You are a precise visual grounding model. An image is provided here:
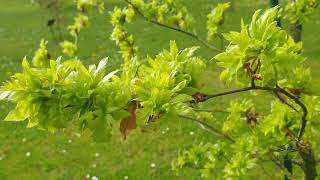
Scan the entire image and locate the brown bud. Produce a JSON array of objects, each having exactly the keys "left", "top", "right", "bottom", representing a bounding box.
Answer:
[
  {"left": 243, "top": 108, "right": 260, "bottom": 125},
  {"left": 192, "top": 92, "right": 206, "bottom": 103}
]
